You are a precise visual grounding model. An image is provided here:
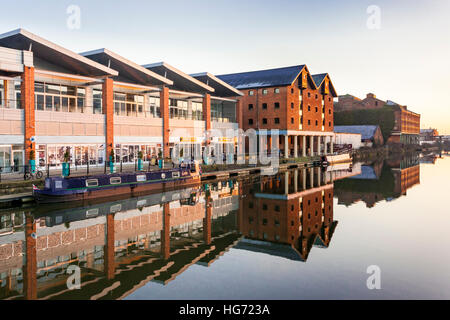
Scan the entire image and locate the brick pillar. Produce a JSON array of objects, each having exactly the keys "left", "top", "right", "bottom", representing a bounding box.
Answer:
[
  {"left": 236, "top": 99, "right": 243, "bottom": 129},
  {"left": 203, "top": 93, "right": 211, "bottom": 132},
  {"left": 22, "top": 67, "right": 35, "bottom": 162},
  {"left": 204, "top": 195, "right": 212, "bottom": 245},
  {"left": 103, "top": 78, "right": 114, "bottom": 158},
  {"left": 3, "top": 80, "right": 8, "bottom": 107},
  {"left": 160, "top": 86, "right": 170, "bottom": 159},
  {"left": 161, "top": 203, "right": 170, "bottom": 260},
  {"left": 24, "top": 213, "right": 37, "bottom": 300},
  {"left": 104, "top": 213, "right": 115, "bottom": 280}
]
